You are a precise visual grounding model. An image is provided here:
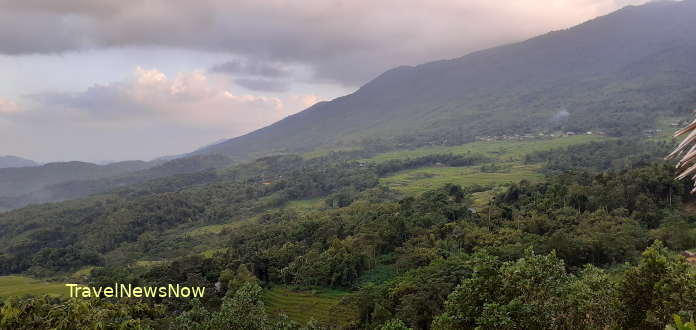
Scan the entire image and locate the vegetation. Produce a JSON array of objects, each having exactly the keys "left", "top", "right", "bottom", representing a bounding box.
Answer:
[
  {"left": 1, "top": 135, "right": 695, "bottom": 329},
  {"left": 262, "top": 287, "right": 355, "bottom": 326},
  {"left": 0, "top": 276, "right": 66, "bottom": 298}
]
